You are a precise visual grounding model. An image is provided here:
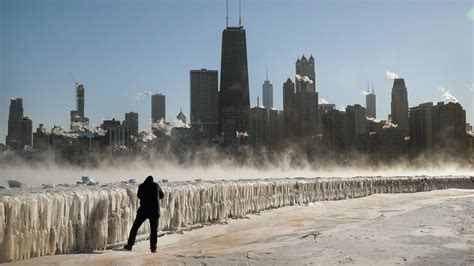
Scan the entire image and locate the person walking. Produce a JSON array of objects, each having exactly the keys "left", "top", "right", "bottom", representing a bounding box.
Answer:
[{"left": 124, "top": 175, "right": 165, "bottom": 253}]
